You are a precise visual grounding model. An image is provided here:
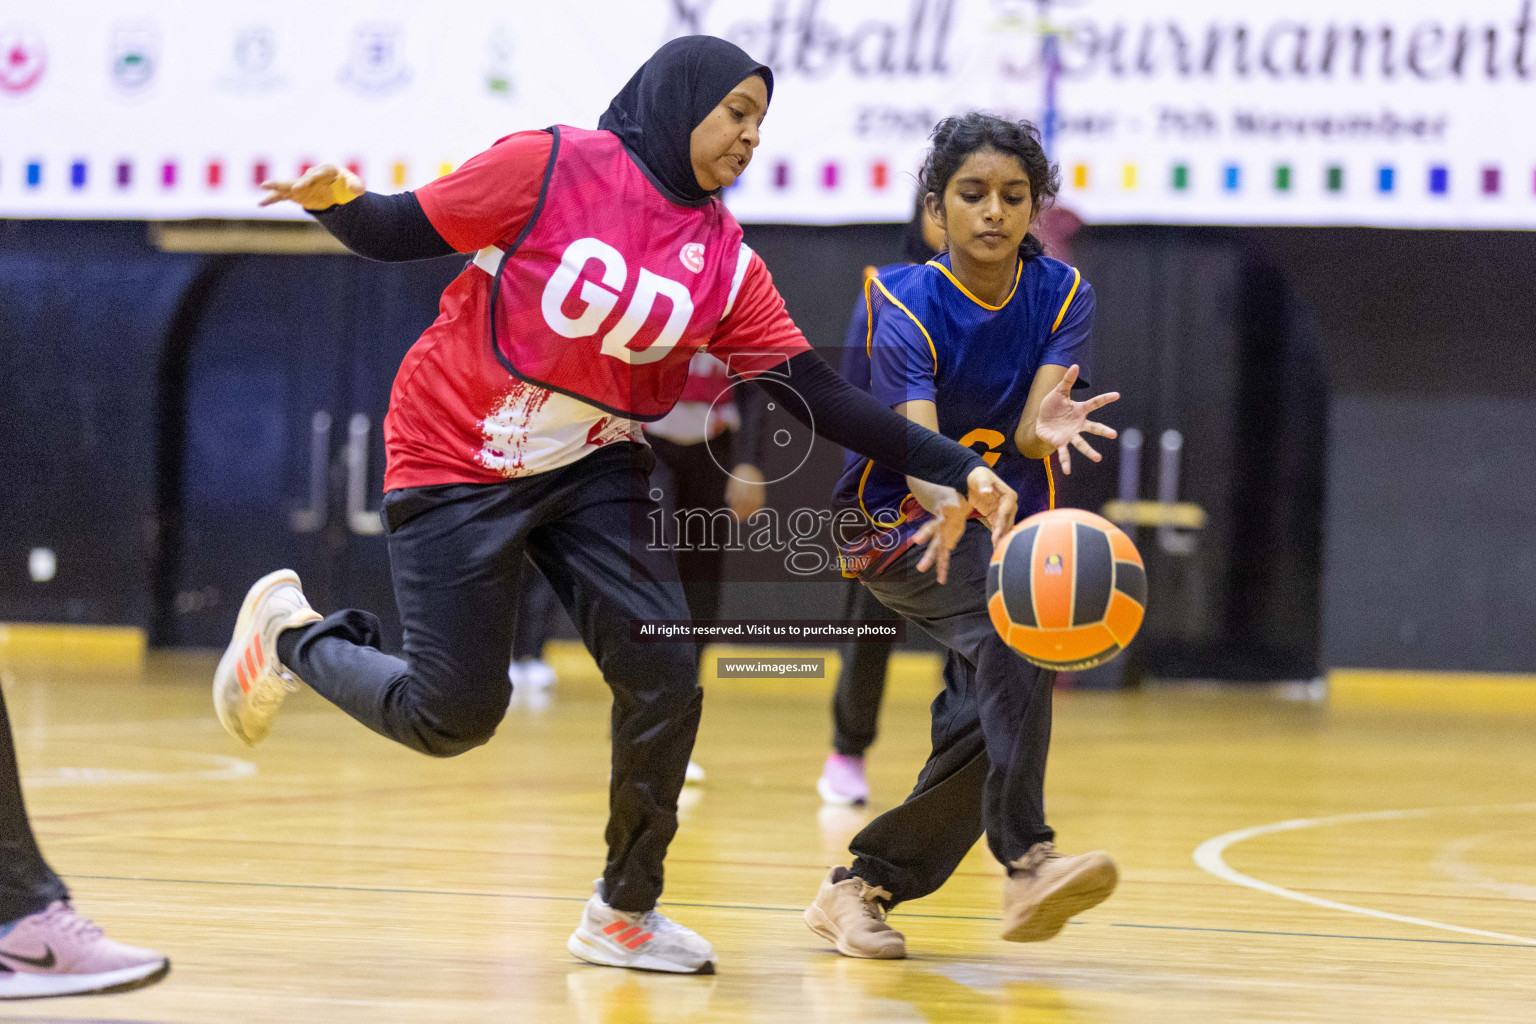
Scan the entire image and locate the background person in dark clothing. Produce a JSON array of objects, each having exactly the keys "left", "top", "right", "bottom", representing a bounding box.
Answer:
[{"left": 819, "top": 194, "right": 946, "bottom": 807}]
